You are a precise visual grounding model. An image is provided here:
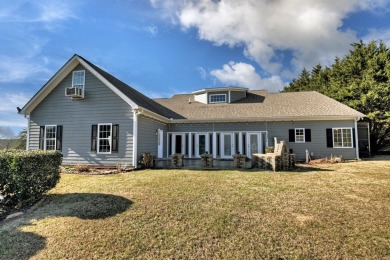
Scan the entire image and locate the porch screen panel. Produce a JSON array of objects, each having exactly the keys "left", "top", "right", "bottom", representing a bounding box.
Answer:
[
  {"left": 249, "top": 134, "right": 259, "bottom": 155},
  {"left": 199, "top": 135, "right": 206, "bottom": 155},
  {"left": 224, "top": 134, "right": 231, "bottom": 156}
]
